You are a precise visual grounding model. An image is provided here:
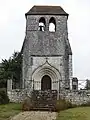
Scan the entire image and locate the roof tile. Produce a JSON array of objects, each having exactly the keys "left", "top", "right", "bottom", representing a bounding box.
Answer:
[{"left": 25, "top": 5, "right": 68, "bottom": 16}]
